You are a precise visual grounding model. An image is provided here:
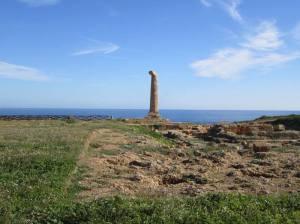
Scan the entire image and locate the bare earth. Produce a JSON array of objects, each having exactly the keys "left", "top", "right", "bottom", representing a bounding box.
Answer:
[{"left": 75, "top": 121, "right": 300, "bottom": 200}]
